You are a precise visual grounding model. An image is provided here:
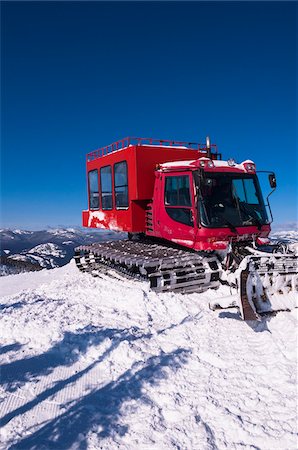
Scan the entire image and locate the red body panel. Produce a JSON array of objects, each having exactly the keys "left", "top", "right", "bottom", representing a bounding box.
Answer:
[
  {"left": 150, "top": 171, "right": 197, "bottom": 246},
  {"left": 84, "top": 144, "right": 199, "bottom": 232},
  {"left": 83, "top": 138, "right": 271, "bottom": 250}
]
